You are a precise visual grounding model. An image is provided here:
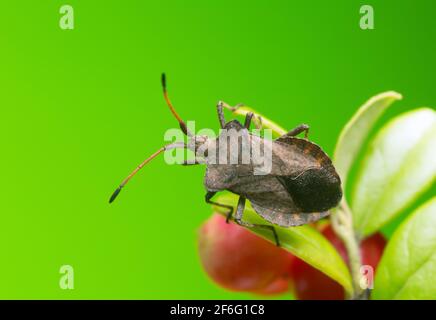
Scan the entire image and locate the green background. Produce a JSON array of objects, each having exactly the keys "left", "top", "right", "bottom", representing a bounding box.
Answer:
[{"left": 1, "top": 0, "right": 435, "bottom": 299}]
